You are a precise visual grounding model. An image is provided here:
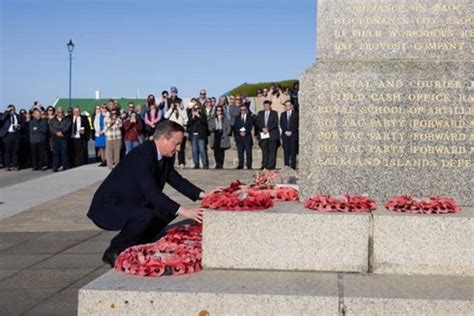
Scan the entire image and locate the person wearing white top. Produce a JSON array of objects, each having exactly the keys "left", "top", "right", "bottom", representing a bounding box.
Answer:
[{"left": 165, "top": 100, "right": 188, "bottom": 168}]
